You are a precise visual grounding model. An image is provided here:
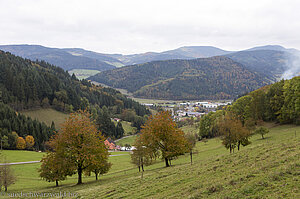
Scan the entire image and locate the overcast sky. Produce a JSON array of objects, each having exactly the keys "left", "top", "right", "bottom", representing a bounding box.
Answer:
[{"left": 0, "top": 0, "right": 299, "bottom": 54}]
